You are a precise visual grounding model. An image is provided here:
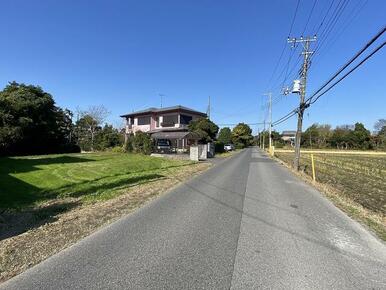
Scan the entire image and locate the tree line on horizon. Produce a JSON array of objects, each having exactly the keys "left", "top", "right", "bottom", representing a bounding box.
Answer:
[
  {"left": 257, "top": 121, "right": 386, "bottom": 150},
  {"left": 2, "top": 82, "right": 384, "bottom": 156}
]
